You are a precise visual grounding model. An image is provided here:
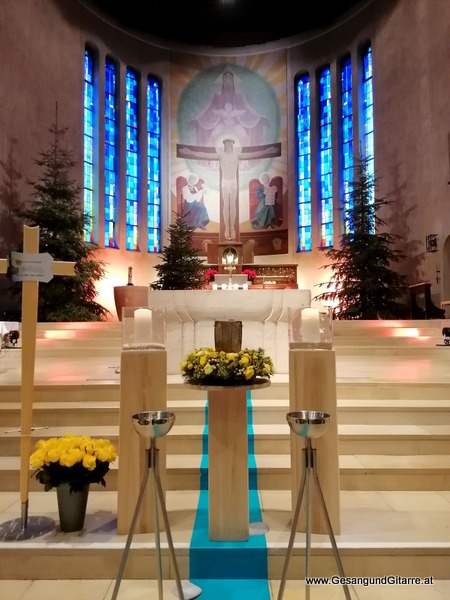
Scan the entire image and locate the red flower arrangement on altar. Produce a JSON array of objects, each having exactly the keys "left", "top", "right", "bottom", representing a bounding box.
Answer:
[
  {"left": 205, "top": 269, "right": 219, "bottom": 283},
  {"left": 242, "top": 269, "right": 257, "bottom": 282}
]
